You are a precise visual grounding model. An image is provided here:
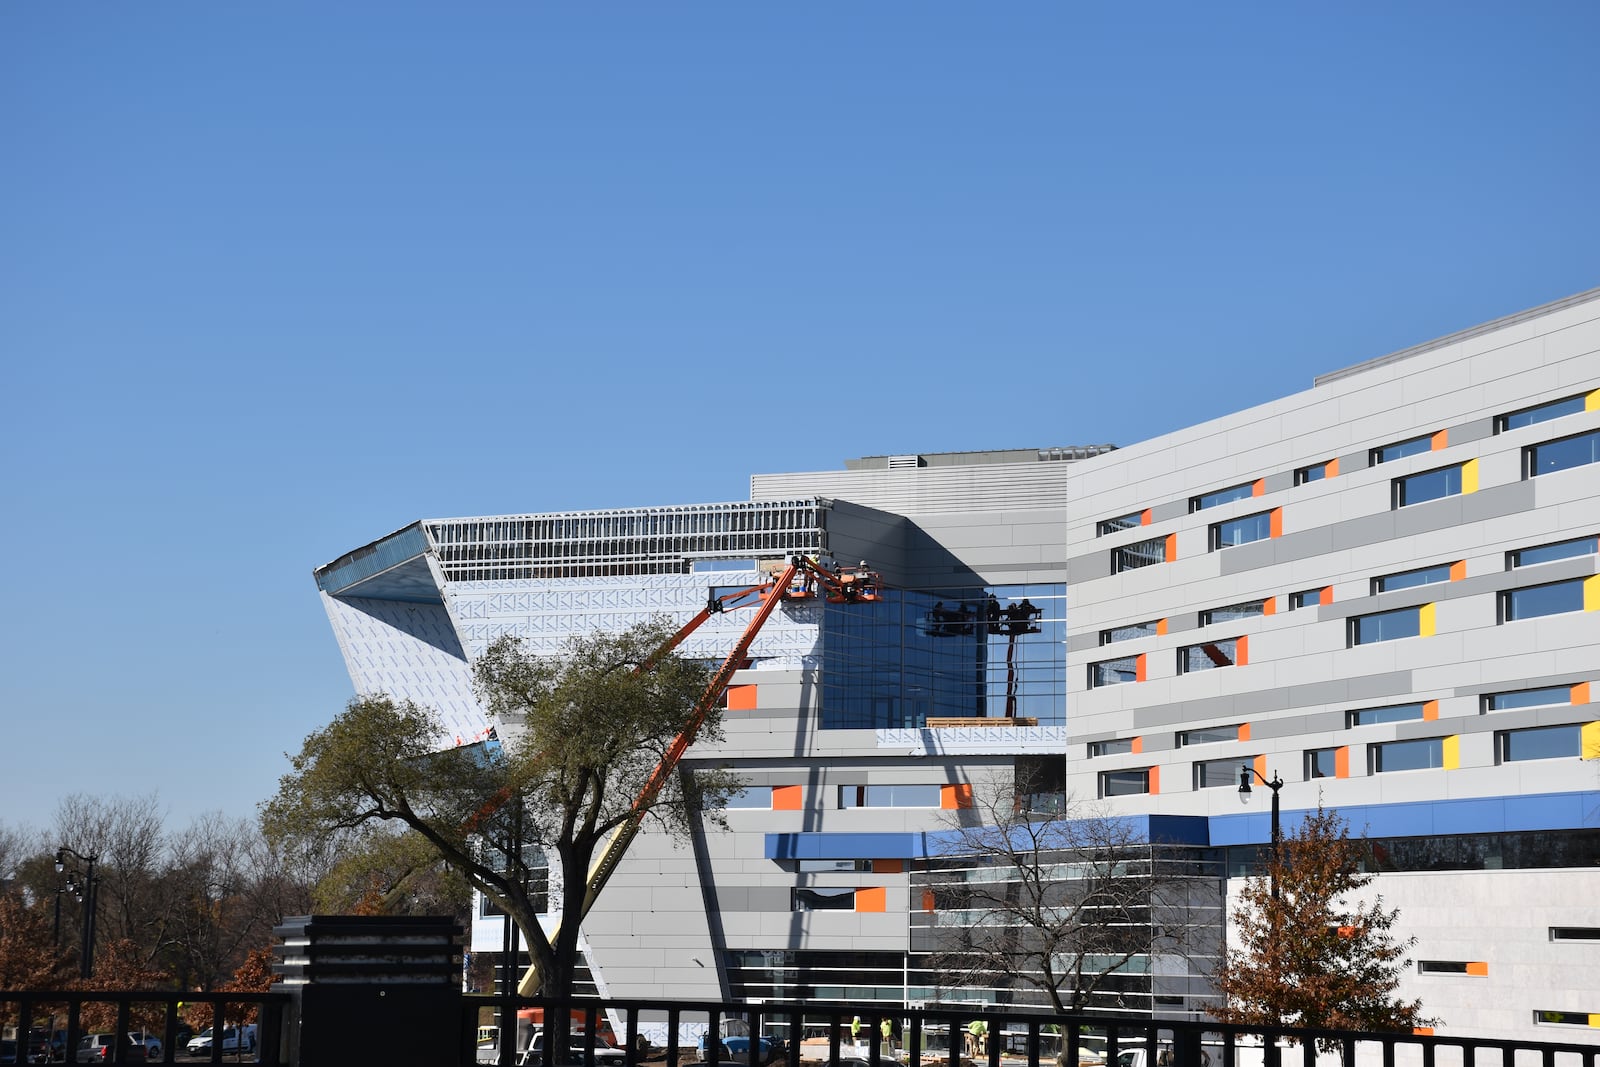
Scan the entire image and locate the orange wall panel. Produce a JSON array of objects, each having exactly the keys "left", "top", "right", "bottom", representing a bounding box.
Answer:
[
  {"left": 1466, "top": 962, "right": 1489, "bottom": 976},
  {"left": 1335, "top": 746, "right": 1350, "bottom": 778},
  {"left": 1140, "top": 508, "right": 1153, "bottom": 526},
  {"left": 1431, "top": 429, "right": 1449, "bottom": 450},
  {"left": 1164, "top": 534, "right": 1177, "bottom": 562},
  {"left": 873, "top": 859, "right": 904, "bottom": 875},
  {"left": 1326, "top": 457, "right": 1340, "bottom": 478},
  {"left": 1148, "top": 766, "right": 1160, "bottom": 795},
  {"left": 1450, "top": 560, "right": 1467, "bottom": 581},
  {"left": 1252, "top": 479, "right": 1266, "bottom": 497},
  {"left": 855, "top": 887, "right": 887, "bottom": 913},
  {"left": 1131, "top": 736, "right": 1144, "bottom": 754},
  {"left": 1319, "top": 586, "right": 1334, "bottom": 606},
  {"left": 1573, "top": 682, "right": 1590, "bottom": 705},
  {"left": 1236, "top": 635, "right": 1249, "bottom": 666},
  {"left": 1423, "top": 700, "right": 1440, "bottom": 721},
  {"left": 1135, "top": 654, "right": 1147, "bottom": 683},
  {"left": 772, "top": 785, "right": 803, "bottom": 811},
  {"left": 1269, "top": 508, "right": 1283, "bottom": 538},
  {"left": 941, "top": 783, "right": 974, "bottom": 809},
  {"left": 1238, "top": 723, "right": 1252, "bottom": 742},
  {"left": 726, "top": 685, "right": 758, "bottom": 711},
  {"left": 1263, "top": 598, "right": 1277, "bottom": 616}
]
